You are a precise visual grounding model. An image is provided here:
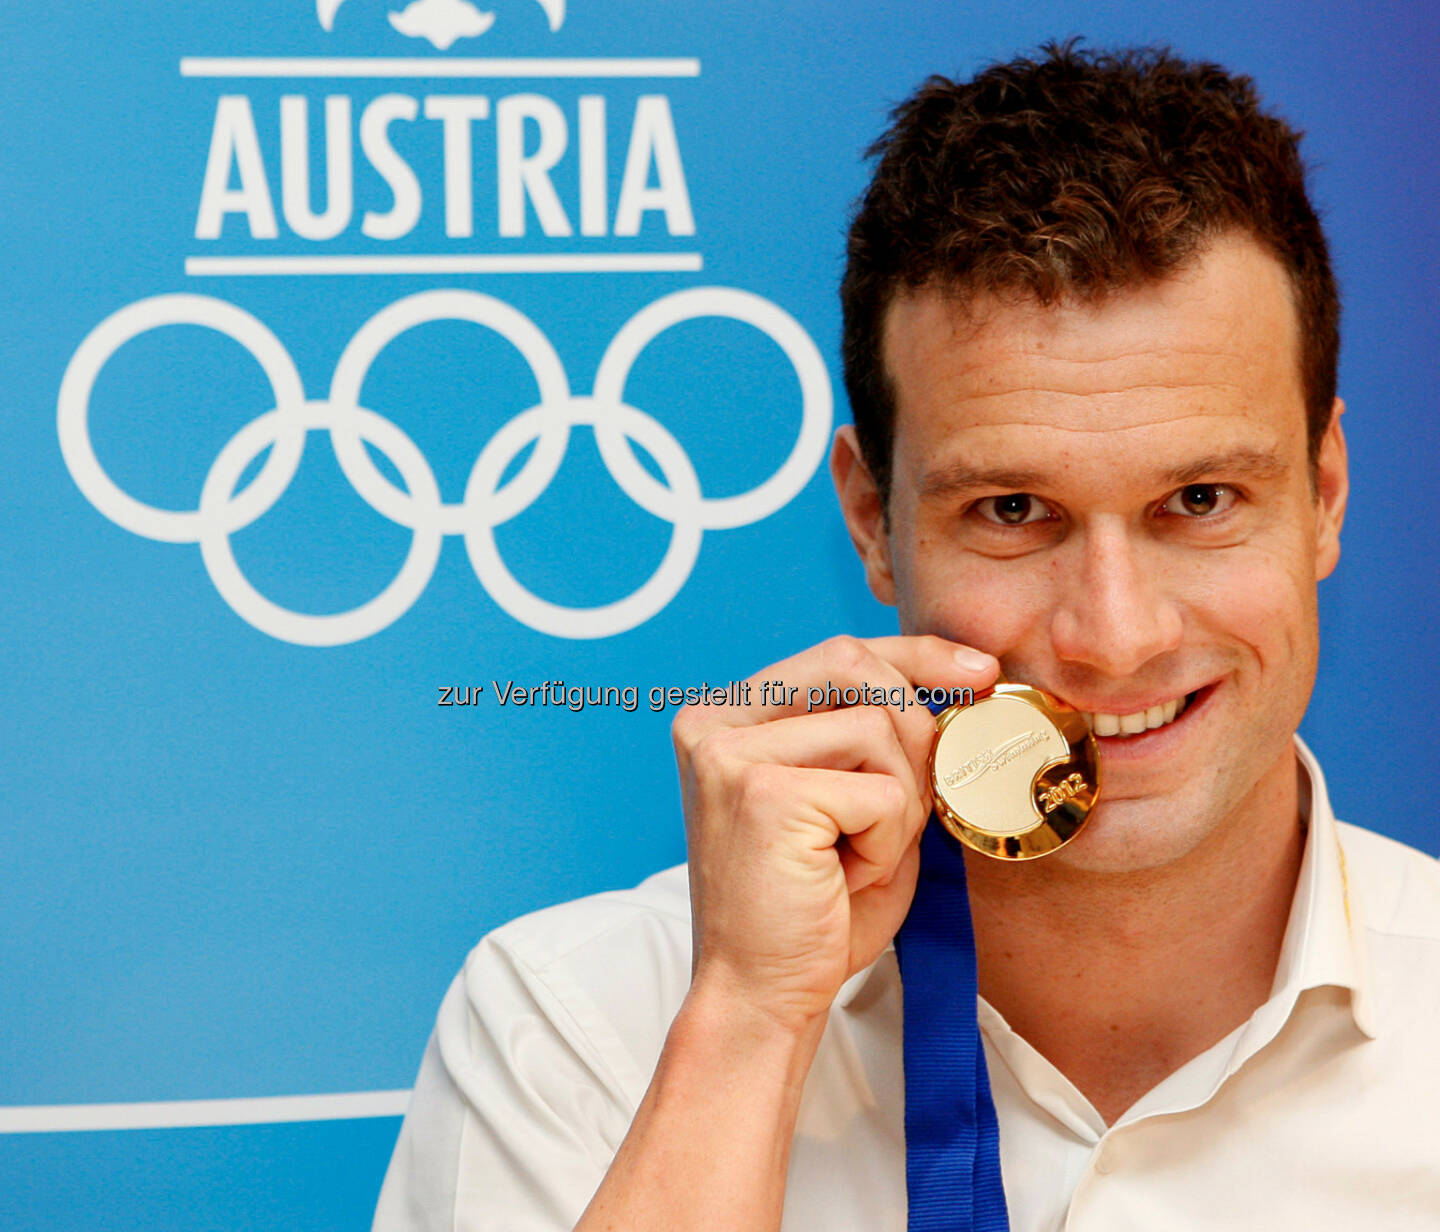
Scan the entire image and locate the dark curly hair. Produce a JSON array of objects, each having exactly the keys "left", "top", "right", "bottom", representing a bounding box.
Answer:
[{"left": 841, "top": 41, "right": 1340, "bottom": 505}]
